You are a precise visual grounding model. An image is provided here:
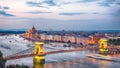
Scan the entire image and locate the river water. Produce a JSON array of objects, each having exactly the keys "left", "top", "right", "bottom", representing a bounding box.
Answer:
[
  {"left": 45, "top": 51, "right": 120, "bottom": 68},
  {"left": 6, "top": 43, "right": 120, "bottom": 68},
  {"left": 45, "top": 46, "right": 120, "bottom": 68}
]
